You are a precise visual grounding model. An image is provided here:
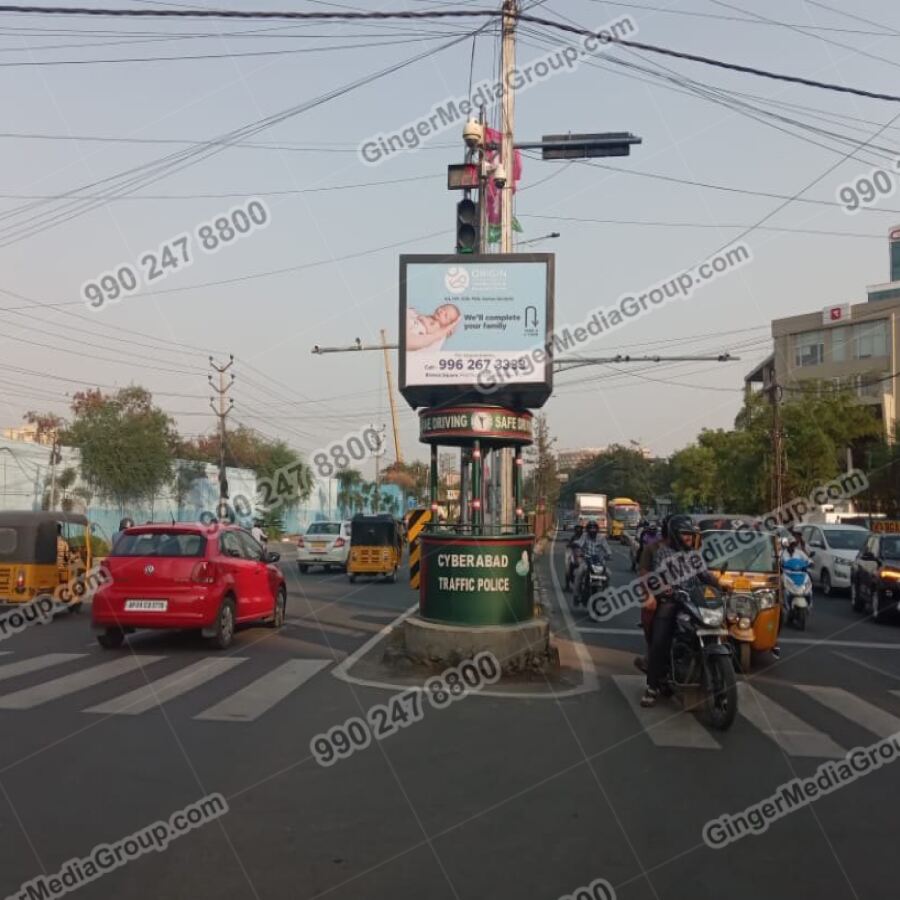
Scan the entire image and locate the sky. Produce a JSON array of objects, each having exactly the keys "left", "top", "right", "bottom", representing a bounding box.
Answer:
[{"left": 2, "top": 0, "right": 899, "bottom": 475}]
